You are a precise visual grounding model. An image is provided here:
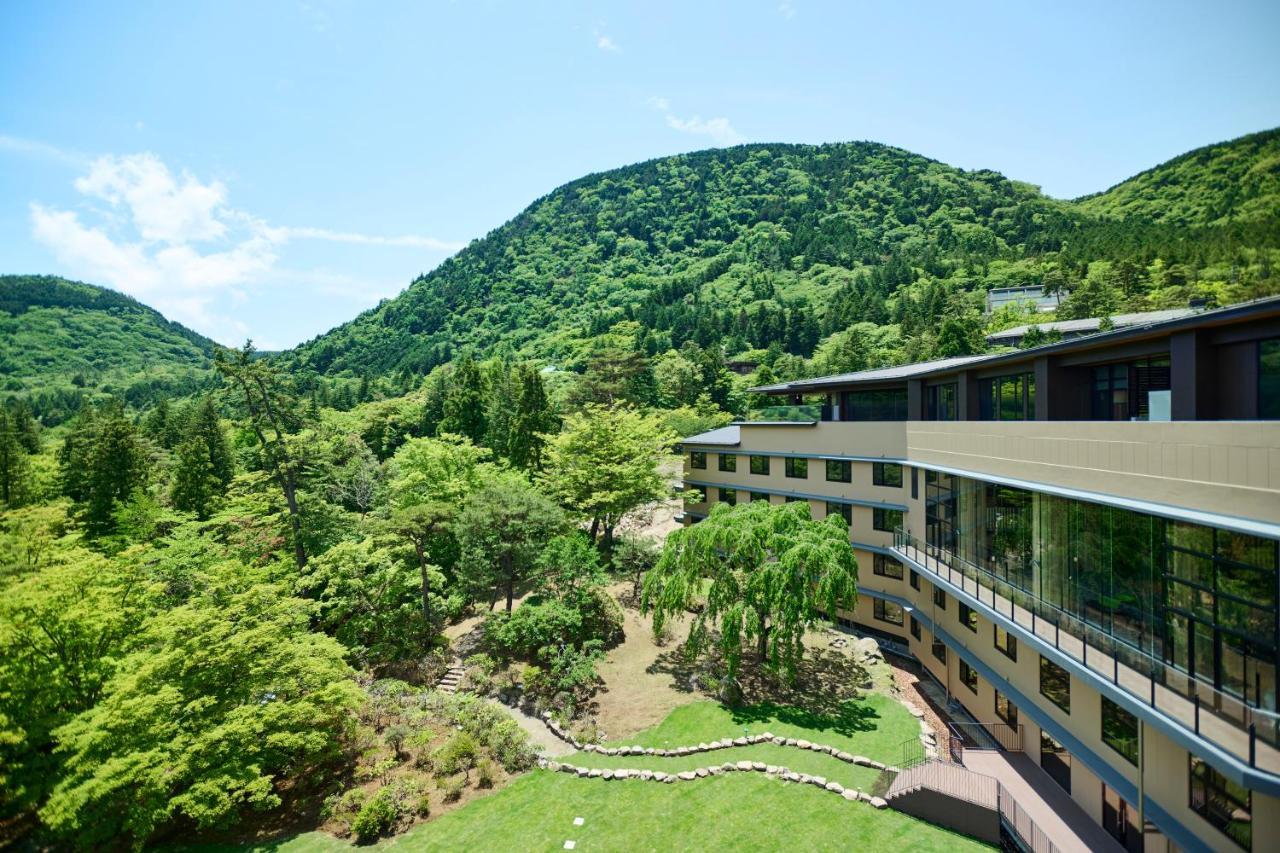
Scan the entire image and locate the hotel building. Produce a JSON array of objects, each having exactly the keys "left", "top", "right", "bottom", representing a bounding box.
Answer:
[{"left": 678, "top": 298, "right": 1280, "bottom": 852}]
